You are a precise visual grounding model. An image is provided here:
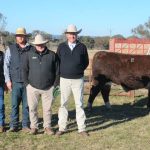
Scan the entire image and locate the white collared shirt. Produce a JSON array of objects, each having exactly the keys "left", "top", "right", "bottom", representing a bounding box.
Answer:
[{"left": 68, "top": 42, "right": 76, "bottom": 51}]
